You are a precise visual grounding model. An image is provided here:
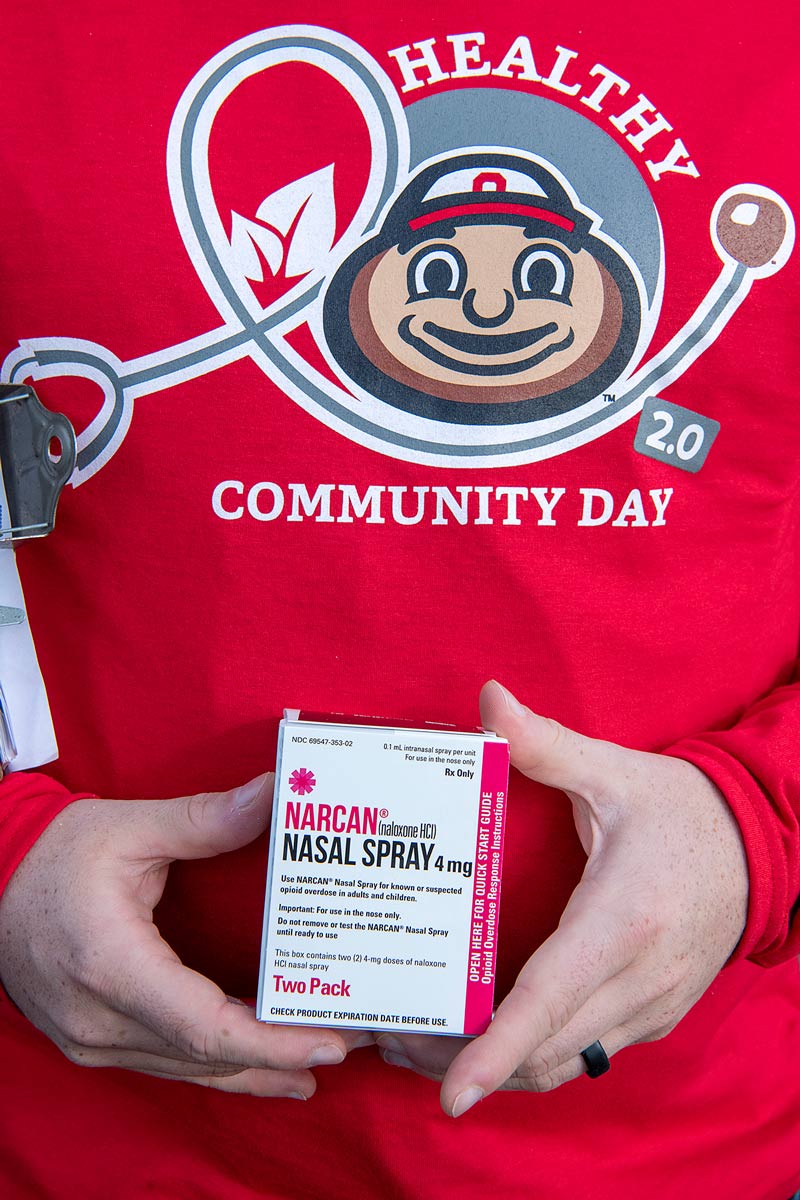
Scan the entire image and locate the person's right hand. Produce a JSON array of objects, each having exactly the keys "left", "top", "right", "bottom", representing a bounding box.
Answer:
[{"left": 0, "top": 775, "right": 358, "bottom": 1098}]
